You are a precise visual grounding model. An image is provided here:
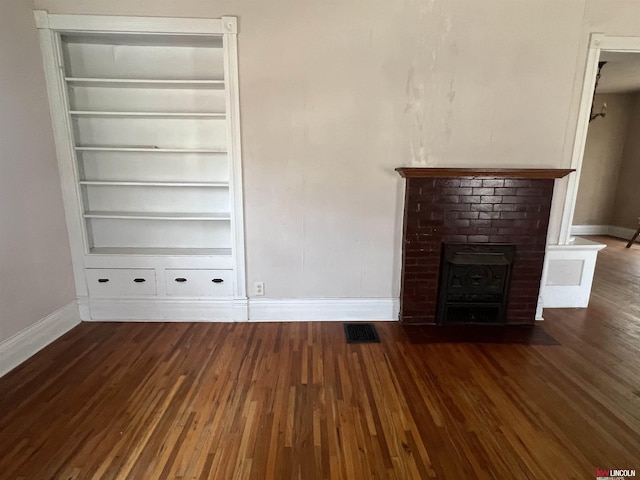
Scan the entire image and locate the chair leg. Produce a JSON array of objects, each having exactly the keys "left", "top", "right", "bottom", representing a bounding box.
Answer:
[{"left": 626, "top": 227, "right": 640, "bottom": 248}]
